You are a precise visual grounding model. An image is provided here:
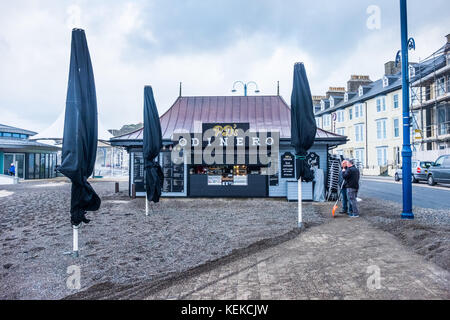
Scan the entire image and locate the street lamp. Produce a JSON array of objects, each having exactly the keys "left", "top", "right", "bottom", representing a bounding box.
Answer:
[
  {"left": 399, "top": 0, "right": 414, "bottom": 220},
  {"left": 231, "top": 81, "right": 260, "bottom": 96}
]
